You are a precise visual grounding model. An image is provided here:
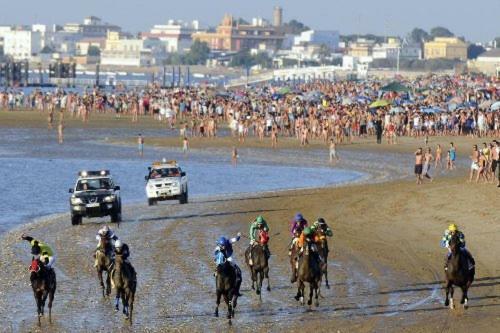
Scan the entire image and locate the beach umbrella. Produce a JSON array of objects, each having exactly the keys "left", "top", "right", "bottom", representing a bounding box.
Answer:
[
  {"left": 278, "top": 87, "right": 291, "bottom": 95},
  {"left": 380, "top": 81, "right": 411, "bottom": 93},
  {"left": 369, "top": 99, "right": 391, "bottom": 108},
  {"left": 389, "top": 107, "right": 404, "bottom": 113},
  {"left": 478, "top": 100, "right": 493, "bottom": 110},
  {"left": 491, "top": 101, "right": 500, "bottom": 111},
  {"left": 421, "top": 107, "right": 443, "bottom": 114},
  {"left": 341, "top": 97, "right": 353, "bottom": 105}
]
